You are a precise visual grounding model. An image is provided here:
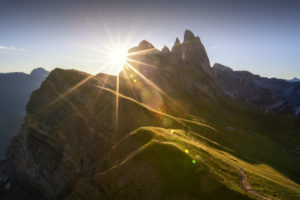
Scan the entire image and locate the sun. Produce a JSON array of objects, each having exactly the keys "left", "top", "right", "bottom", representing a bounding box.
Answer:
[
  {"left": 85, "top": 37, "right": 131, "bottom": 76},
  {"left": 108, "top": 47, "right": 128, "bottom": 73}
]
